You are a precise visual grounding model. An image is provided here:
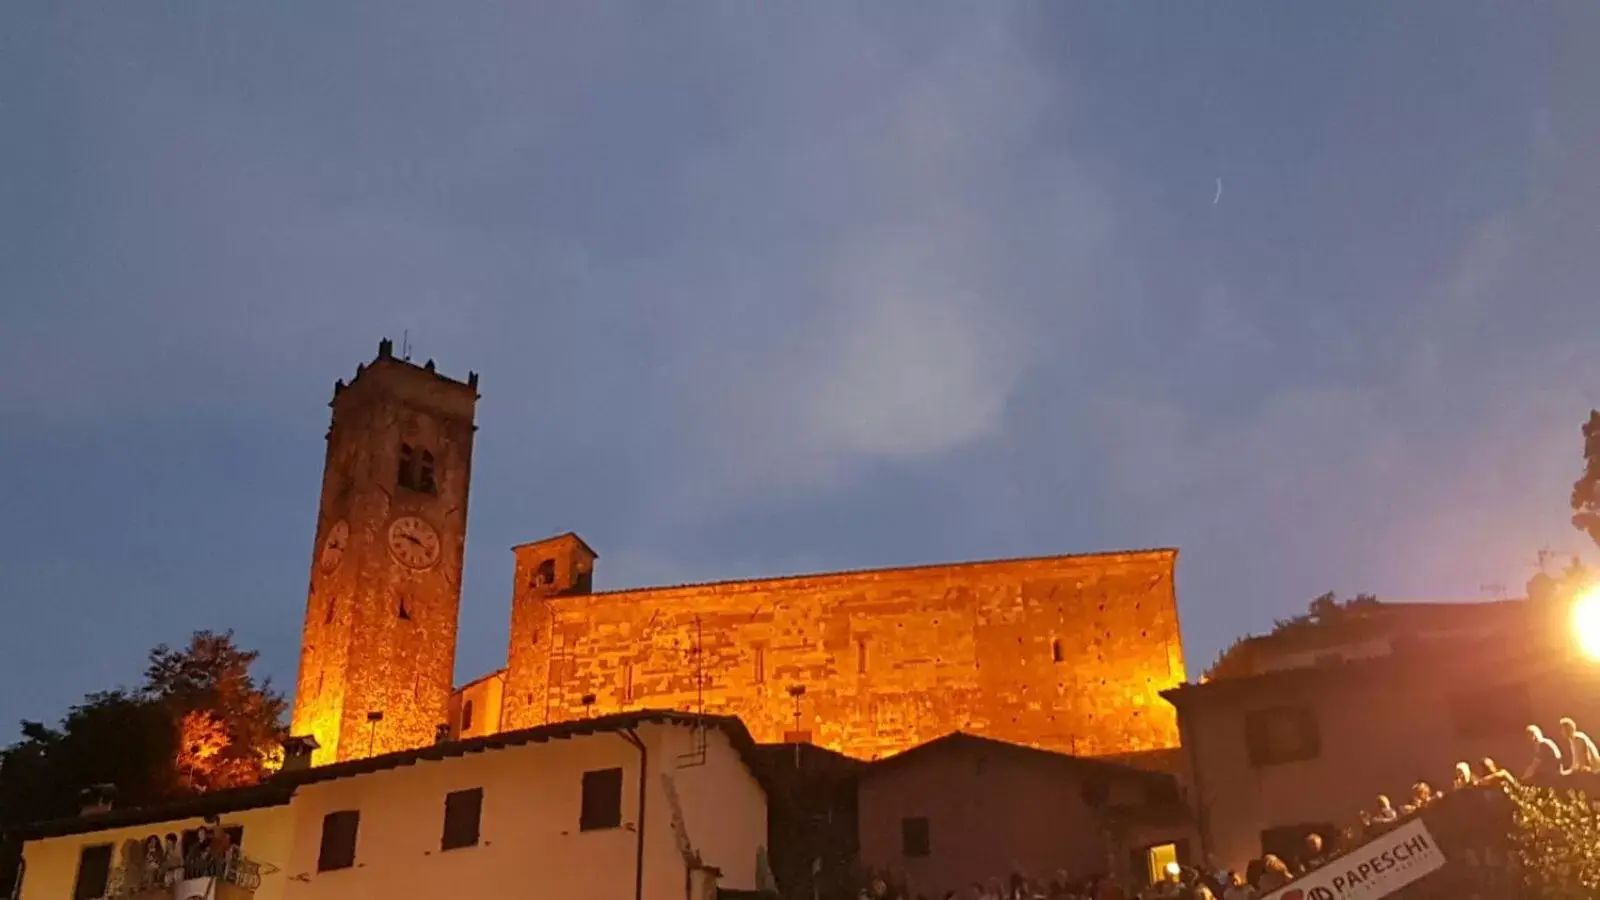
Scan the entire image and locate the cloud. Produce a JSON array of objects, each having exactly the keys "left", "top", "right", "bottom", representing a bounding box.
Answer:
[
  {"left": 6, "top": 2, "right": 1600, "bottom": 728},
  {"left": 620, "top": 7, "right": 1112, "bottom": 515}
]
